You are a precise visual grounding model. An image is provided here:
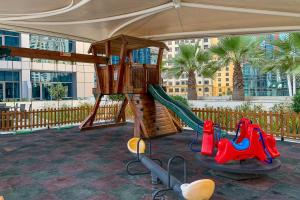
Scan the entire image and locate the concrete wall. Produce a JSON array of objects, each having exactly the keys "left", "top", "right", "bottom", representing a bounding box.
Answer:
[{"left": 189, "top": 96, "right": 292, "bottom": 110}]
